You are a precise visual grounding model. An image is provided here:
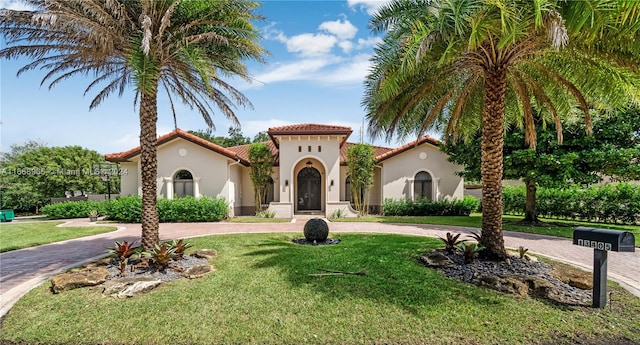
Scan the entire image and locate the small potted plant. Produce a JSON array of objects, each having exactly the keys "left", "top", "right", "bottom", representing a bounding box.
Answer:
[{"left": 88, "top": 209, "right": 99, "bottom": 222}]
